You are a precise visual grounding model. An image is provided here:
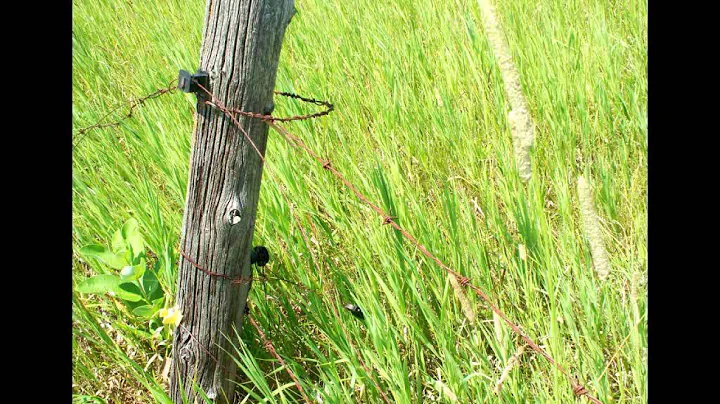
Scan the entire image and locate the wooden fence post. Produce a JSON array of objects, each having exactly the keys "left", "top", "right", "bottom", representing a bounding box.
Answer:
[{"left": 170, "top": 0, "right": 295, "bottom": 402}]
